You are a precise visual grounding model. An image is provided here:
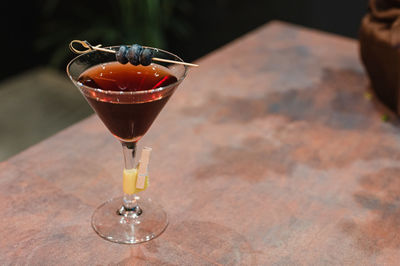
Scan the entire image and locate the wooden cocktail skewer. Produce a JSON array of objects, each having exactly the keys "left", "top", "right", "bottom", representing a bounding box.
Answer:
[{"left": 69, "top": 40, "right": 199, "bottom": 67}]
